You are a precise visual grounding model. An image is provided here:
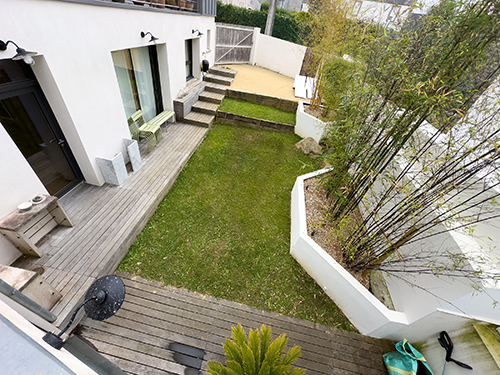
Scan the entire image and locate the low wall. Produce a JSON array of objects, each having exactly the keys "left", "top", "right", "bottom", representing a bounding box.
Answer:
[
  {"left": 253, "top": 33, "right": 307, "bottom": 78},
  {"left": 226, "top": 89, "right": 298, "bottom": 112},
  {"left": 173, "top": 81, "right": 207, "bottom": 122},
  {"left": 216, "top": 111, "right": 294, "bottom": 133}
]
